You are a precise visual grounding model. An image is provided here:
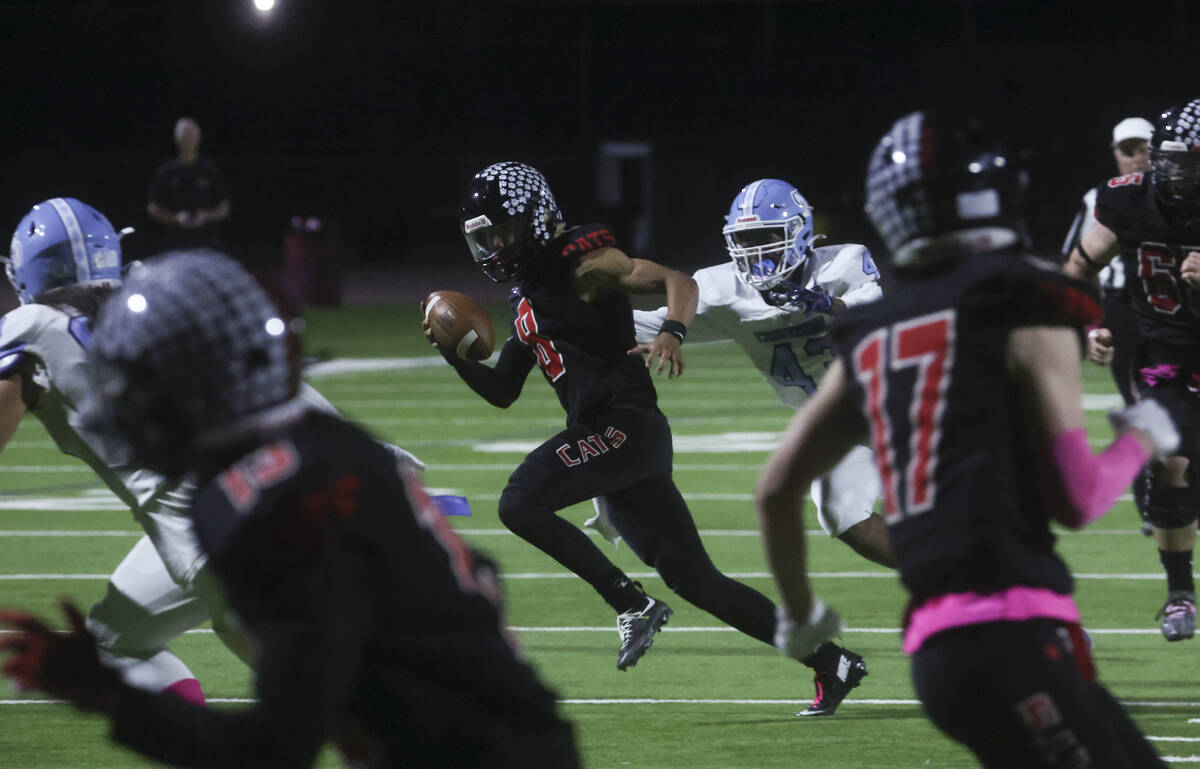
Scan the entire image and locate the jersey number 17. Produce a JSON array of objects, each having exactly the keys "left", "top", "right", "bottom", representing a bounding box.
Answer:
[{"left": 851, "top": 310, "right": 955, "bottom": 522}]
